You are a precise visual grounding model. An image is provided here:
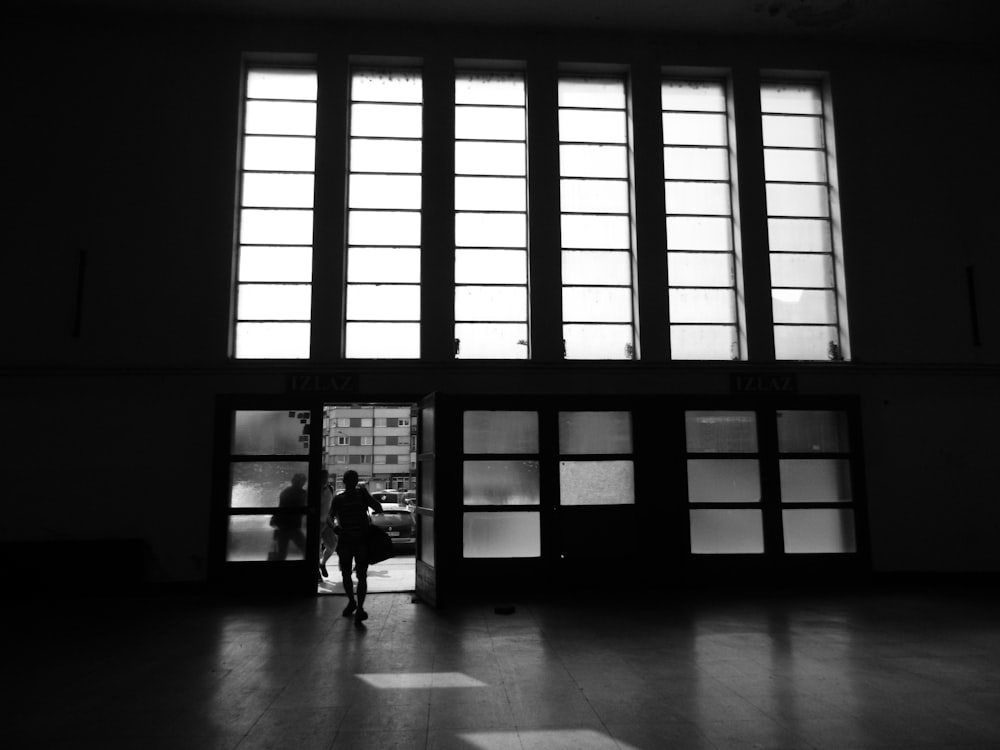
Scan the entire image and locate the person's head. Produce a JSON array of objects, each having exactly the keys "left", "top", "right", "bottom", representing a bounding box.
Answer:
[
  {"left": 343, "top": 469, "right": 359, "bottom": 488},
  {"left": 292, "top": 473, "right": 307, "bottom": 488}
]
